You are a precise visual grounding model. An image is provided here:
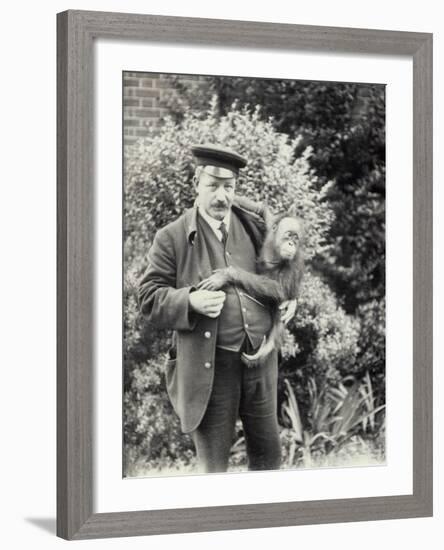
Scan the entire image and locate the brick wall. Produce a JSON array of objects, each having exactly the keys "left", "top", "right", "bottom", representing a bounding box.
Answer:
[{"left": 123, "top": 72, "right": 206, "bottom": 144}]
